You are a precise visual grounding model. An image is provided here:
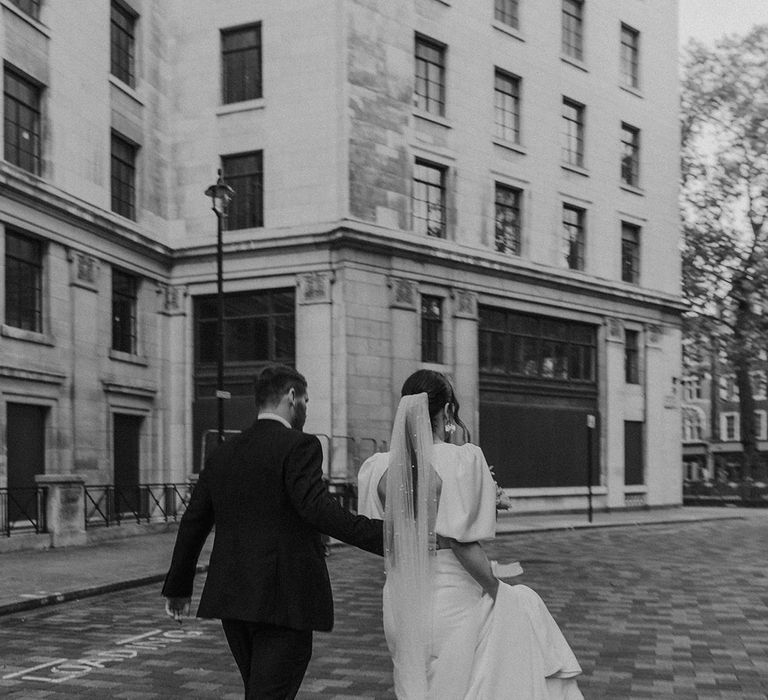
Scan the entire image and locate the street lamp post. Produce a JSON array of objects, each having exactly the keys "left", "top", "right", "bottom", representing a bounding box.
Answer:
[{"left": 205, "top": 170, "right": 235, "bottom": 444}]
